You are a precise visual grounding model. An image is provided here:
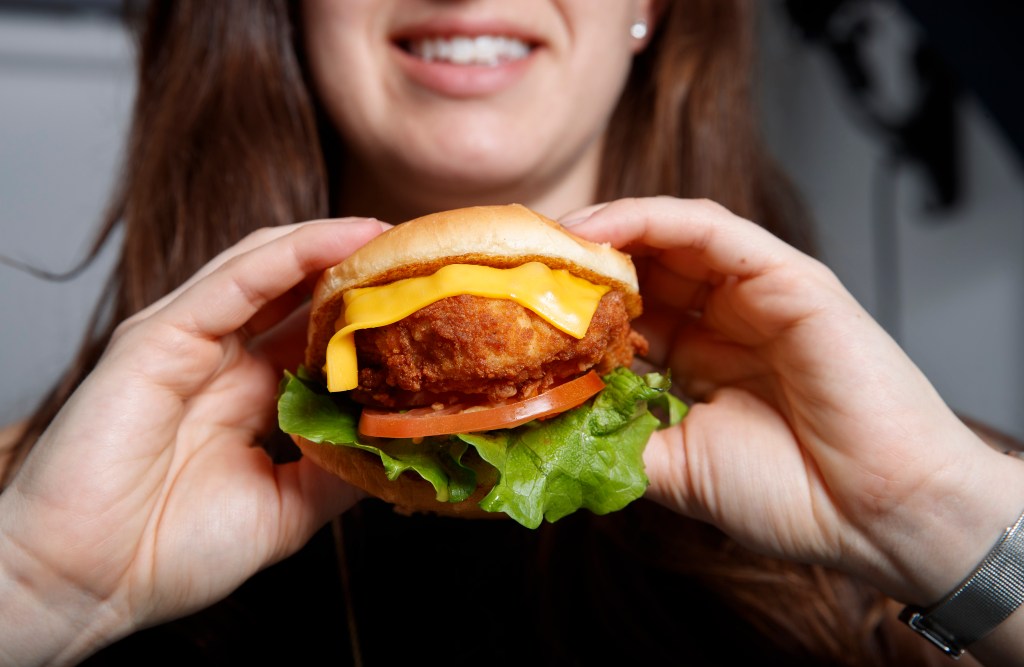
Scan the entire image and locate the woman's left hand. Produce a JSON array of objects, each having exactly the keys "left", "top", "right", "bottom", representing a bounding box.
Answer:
[{"left": 565, "top": 197, "right": 1024, "bottom": 610}]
